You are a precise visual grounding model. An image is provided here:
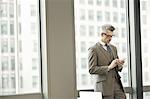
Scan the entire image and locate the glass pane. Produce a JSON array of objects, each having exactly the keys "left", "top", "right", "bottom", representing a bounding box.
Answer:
[
  {"left": 0, "top": 0, "right": 41, "bottom": 95},
  {"left": 74, "top": 0, "right": 129, "bottom": 95},
  {"left": 140, "top": 0, "right": 150, "bottom": 86},
  {"left": 144, "top": 92, "right": 150, "bottom": 99}
]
